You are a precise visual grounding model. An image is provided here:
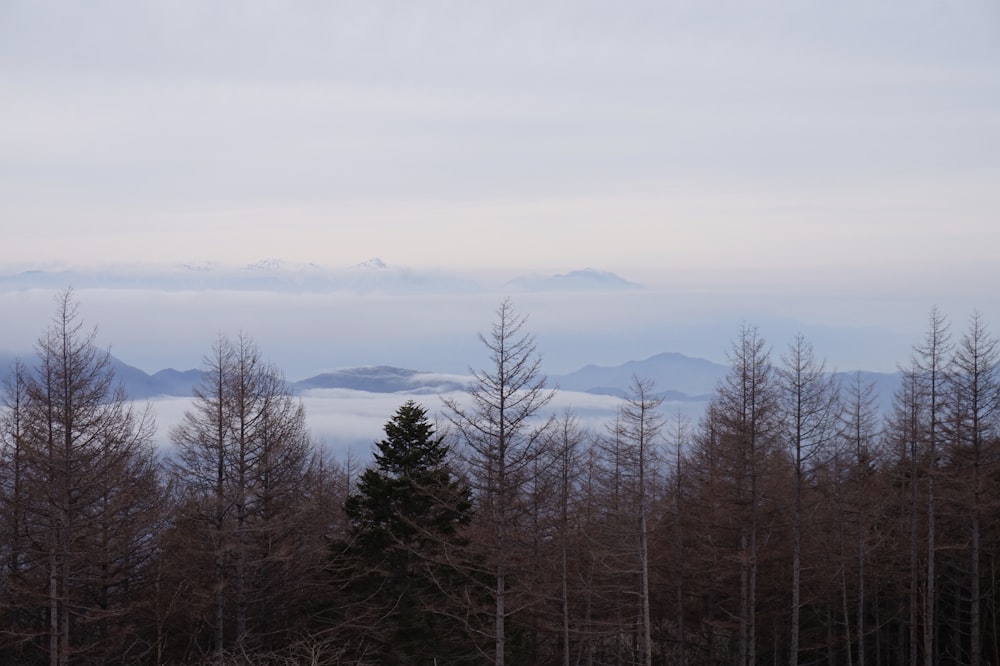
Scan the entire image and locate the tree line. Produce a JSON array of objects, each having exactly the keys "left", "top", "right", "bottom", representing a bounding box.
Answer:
[{"left": 2, "top": 291, "right": 1000, "bottom": 665}]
